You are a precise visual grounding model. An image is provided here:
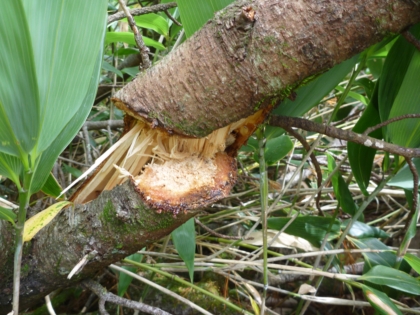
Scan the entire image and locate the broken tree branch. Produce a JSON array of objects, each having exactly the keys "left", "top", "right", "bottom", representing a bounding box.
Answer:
[{"left": 268, "top": 115, "right": 420, "bottom": 159}]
